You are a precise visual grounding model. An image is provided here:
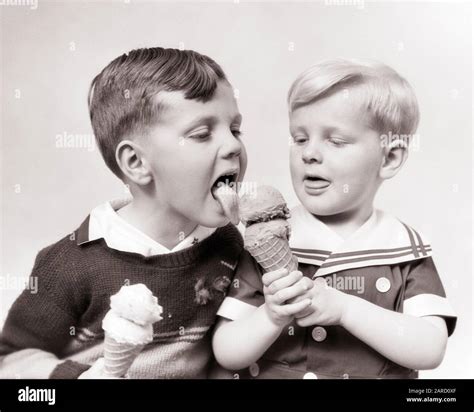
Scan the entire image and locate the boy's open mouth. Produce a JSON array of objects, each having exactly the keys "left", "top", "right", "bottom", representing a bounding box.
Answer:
[
  {"left": 304, "top": 174, "right": 331, "bottom": 189},
  {"left": 211, "top": 171, "right": 239, "bottom": 197},
  {"left": 210, "top": 170, "right": 240, "bottom": 225}
]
